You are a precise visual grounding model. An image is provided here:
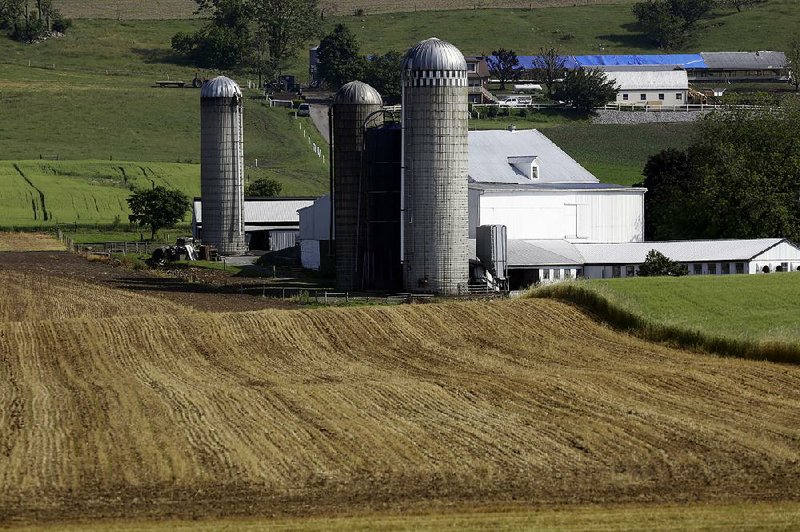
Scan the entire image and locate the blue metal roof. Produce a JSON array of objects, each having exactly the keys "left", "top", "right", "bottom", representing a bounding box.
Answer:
[{"left": 510, "top": 54, "right": 707, "bottom": 70}]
